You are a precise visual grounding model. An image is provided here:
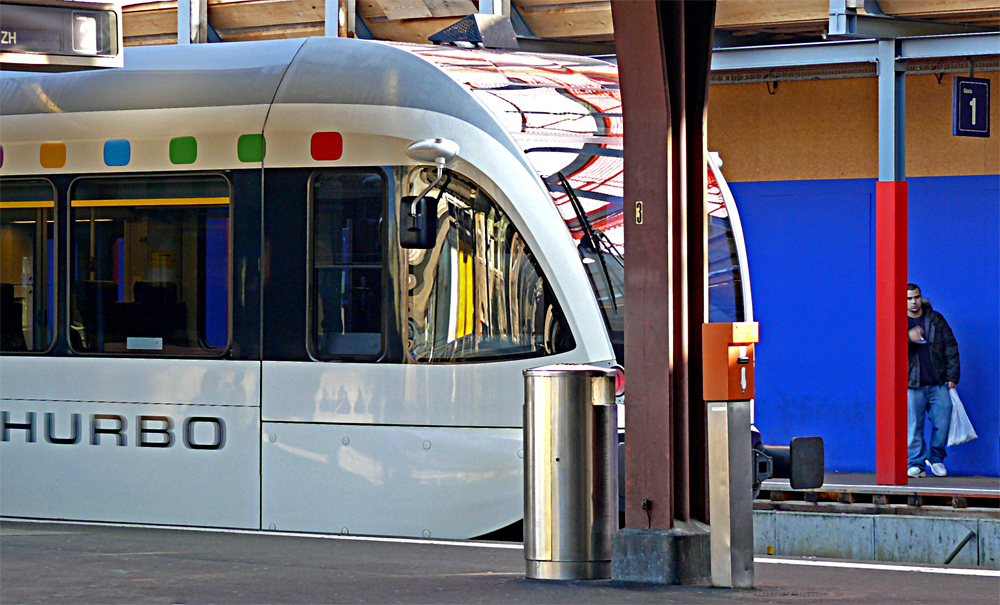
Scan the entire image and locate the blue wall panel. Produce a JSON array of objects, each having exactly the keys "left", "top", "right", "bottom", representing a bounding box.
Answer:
[
  {"left": 731, "top": 179, "right": 877, "bottom": 473},
  {"left": 730, "top": 175, "right": 999, "bottom": 477},
  {"left": 907, "top": 175, "right": 999, "bottom": 477}
]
